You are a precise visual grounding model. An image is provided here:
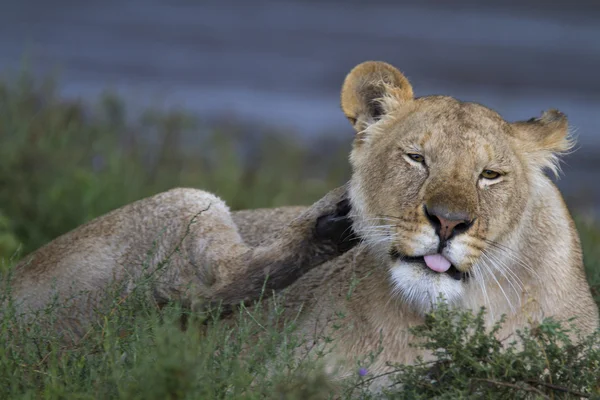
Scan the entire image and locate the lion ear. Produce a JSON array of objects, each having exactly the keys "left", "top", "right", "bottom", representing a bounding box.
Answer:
[
  {"left": 341, "top": 61, "right": 414, "bottom": 133},
  {"left": 511, "top": 109, "right": 574, "bottom": 176}
]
